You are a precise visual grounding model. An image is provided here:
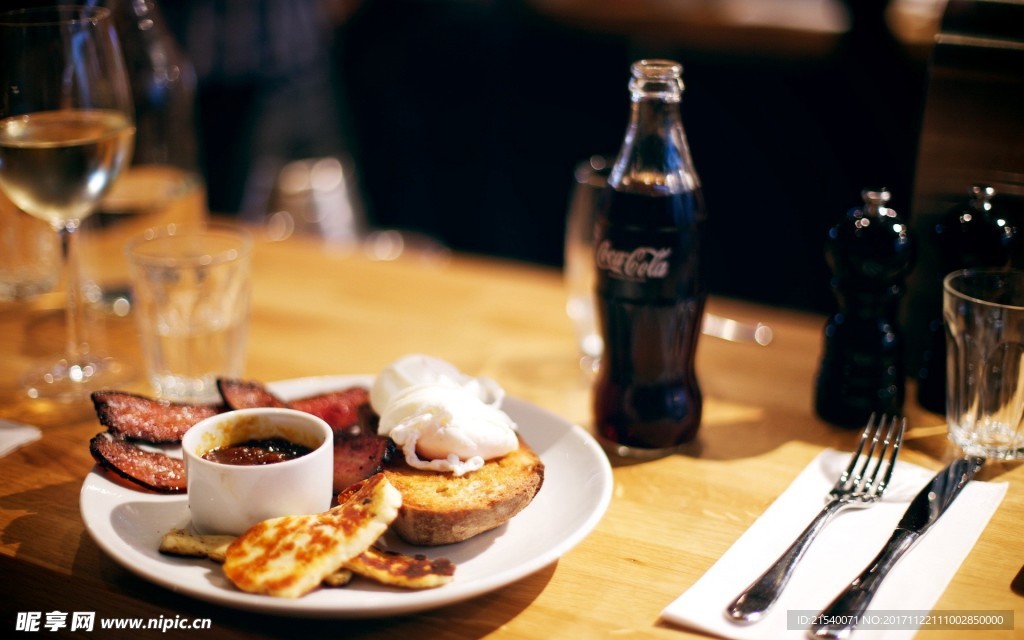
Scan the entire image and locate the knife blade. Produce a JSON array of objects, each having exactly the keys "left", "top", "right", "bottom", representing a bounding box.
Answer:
[{"left": 807, "top": 456, "right": 985, "bottom": 640}]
